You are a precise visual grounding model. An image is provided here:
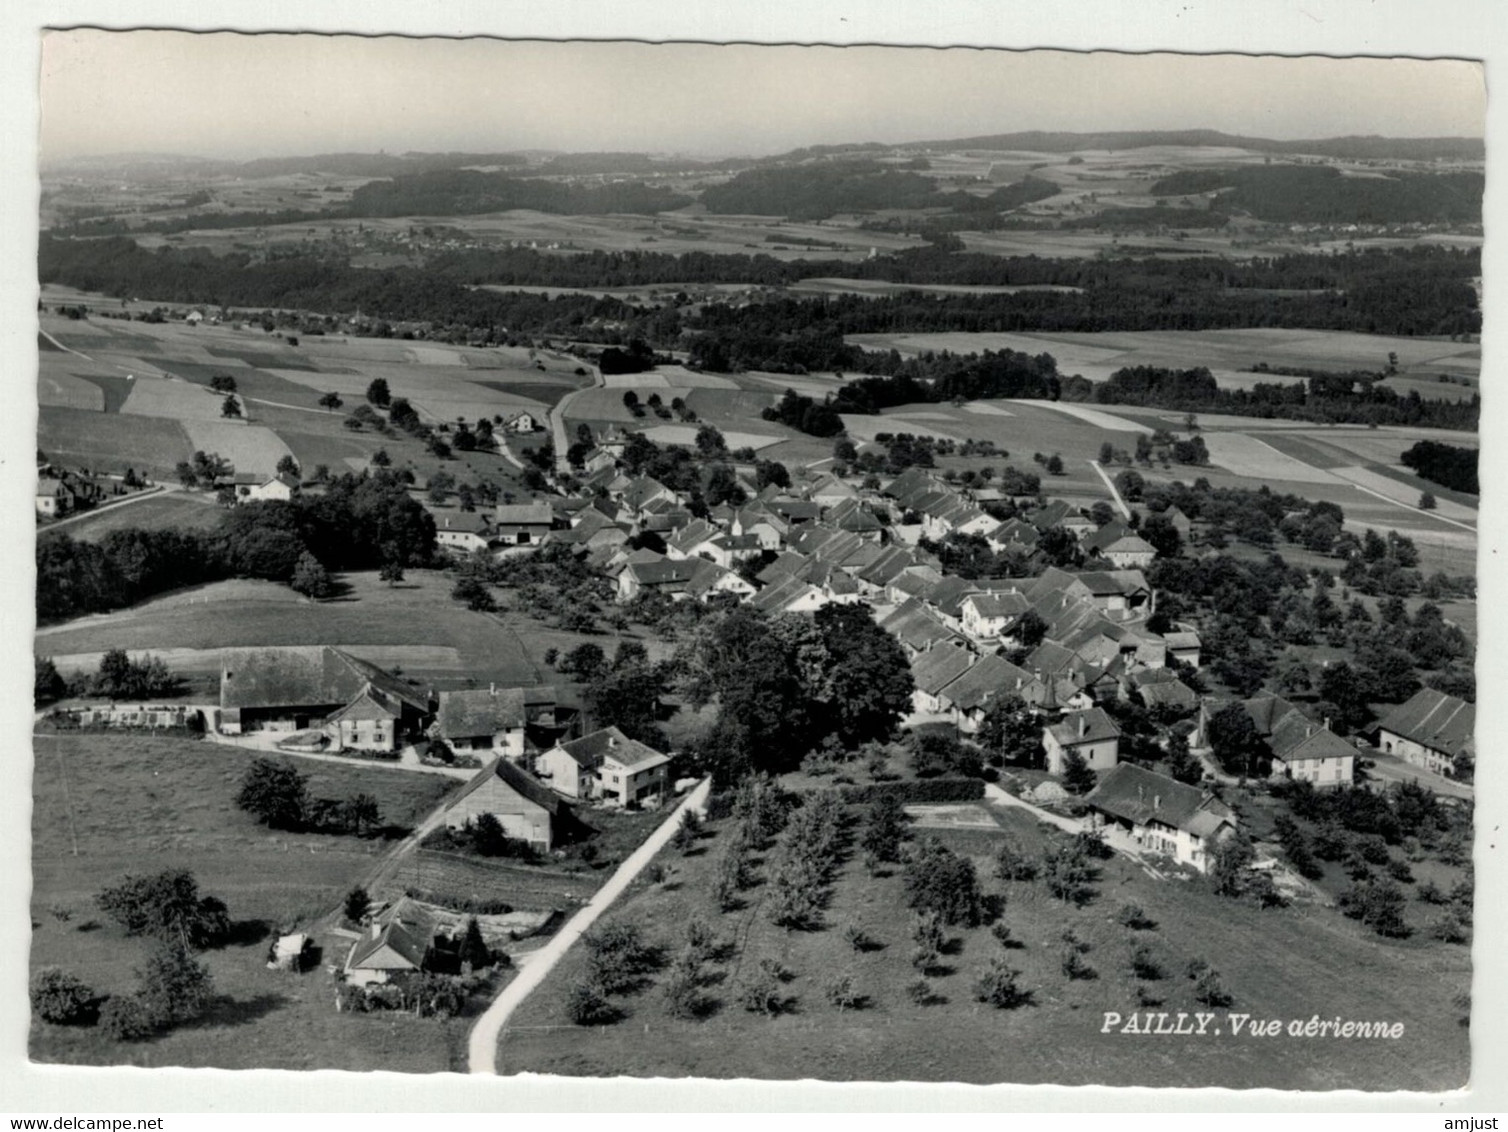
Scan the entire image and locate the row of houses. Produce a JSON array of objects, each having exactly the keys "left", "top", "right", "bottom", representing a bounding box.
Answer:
[{"left": 36, "top": 465, "right": 133, "bottom": 517}]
